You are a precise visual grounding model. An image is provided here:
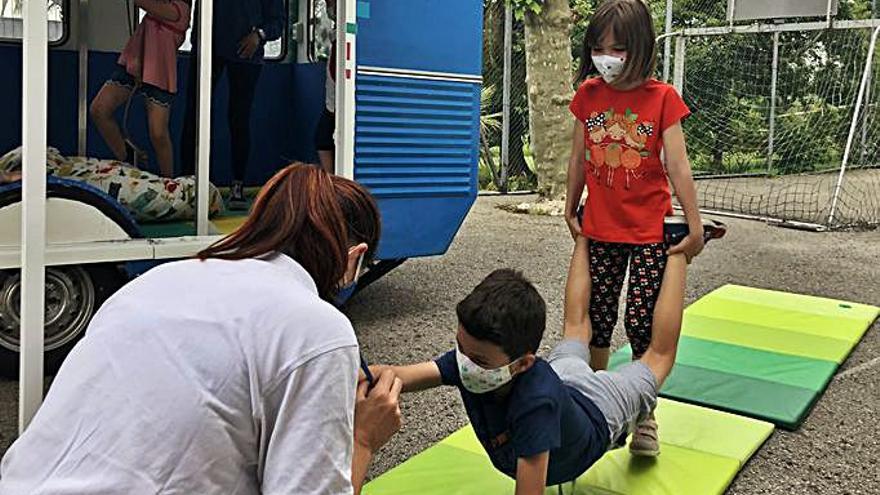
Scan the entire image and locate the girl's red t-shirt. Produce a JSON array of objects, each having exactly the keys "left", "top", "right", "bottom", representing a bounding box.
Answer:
[{"left": 569, "top": 77, "right": 690, "bottom": 244}]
